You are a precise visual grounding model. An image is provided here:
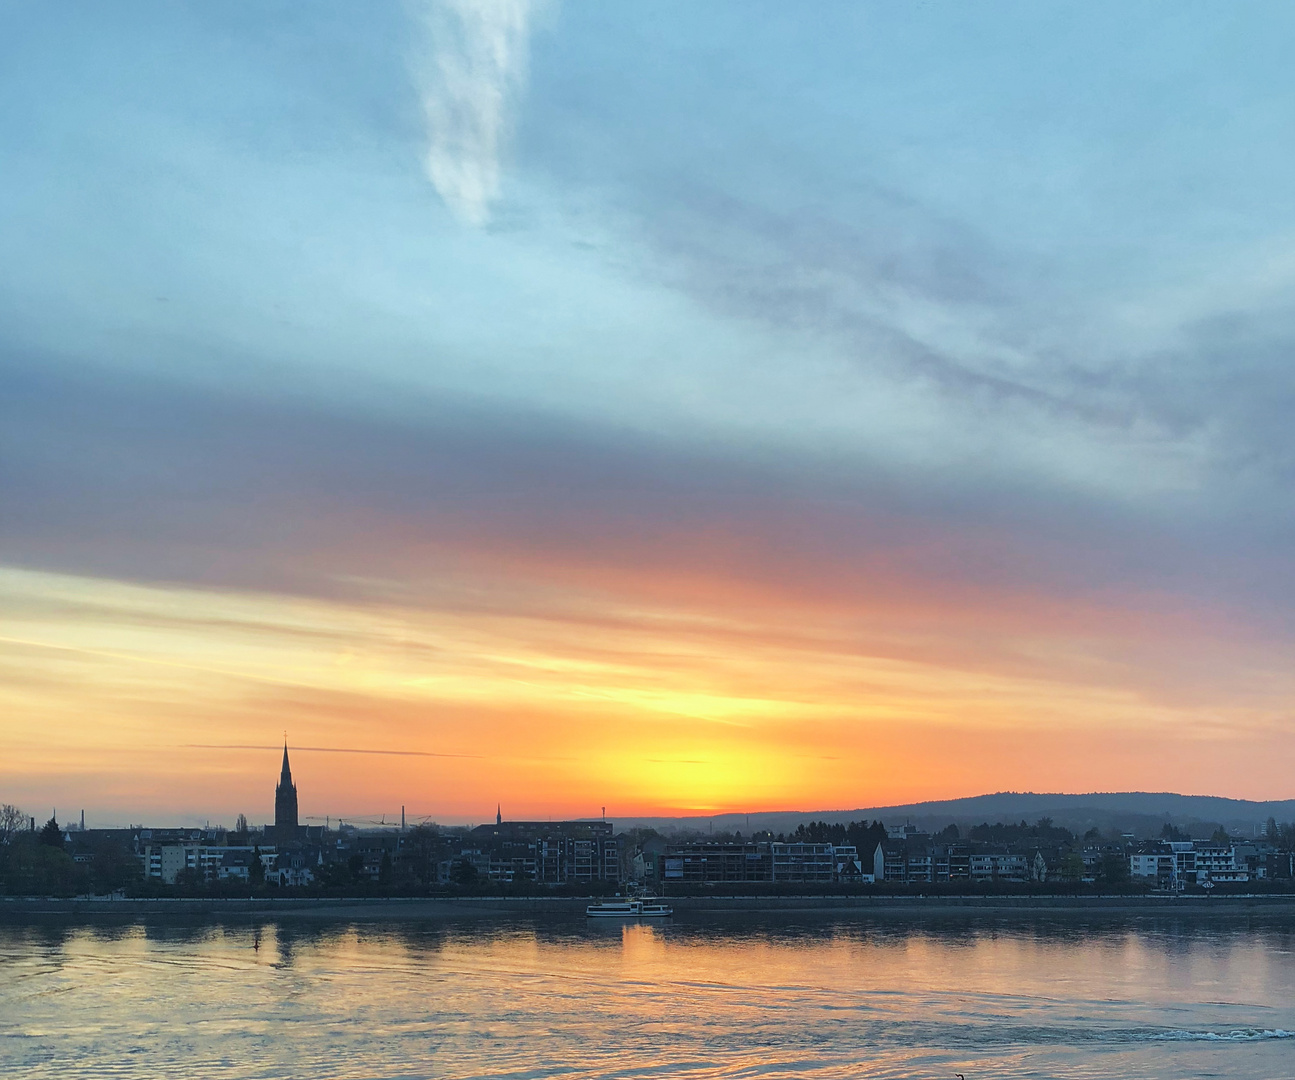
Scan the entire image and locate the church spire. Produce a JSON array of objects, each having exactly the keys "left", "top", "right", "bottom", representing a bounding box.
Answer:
[
  {"left": 496, "top": 804, "right": 502, "bottom": 826},
  {"left": 275, "top": 737, "right": 299, "bottom": 835}
]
